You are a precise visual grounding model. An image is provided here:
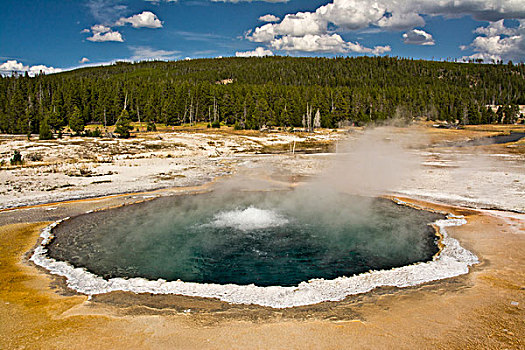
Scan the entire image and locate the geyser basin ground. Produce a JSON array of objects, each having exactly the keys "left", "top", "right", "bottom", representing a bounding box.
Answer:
[{"left": 31, "top": 191, "right": 479, "bottom": 308}]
